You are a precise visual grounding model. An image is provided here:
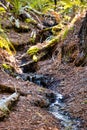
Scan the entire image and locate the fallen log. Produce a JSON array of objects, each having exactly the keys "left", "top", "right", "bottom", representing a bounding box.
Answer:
[
  {"left": 0, "top": 92, "right": 19, "bottom": 120},
  {"left": 27, "top": 13, "right": 81, "bottom": 61}
]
